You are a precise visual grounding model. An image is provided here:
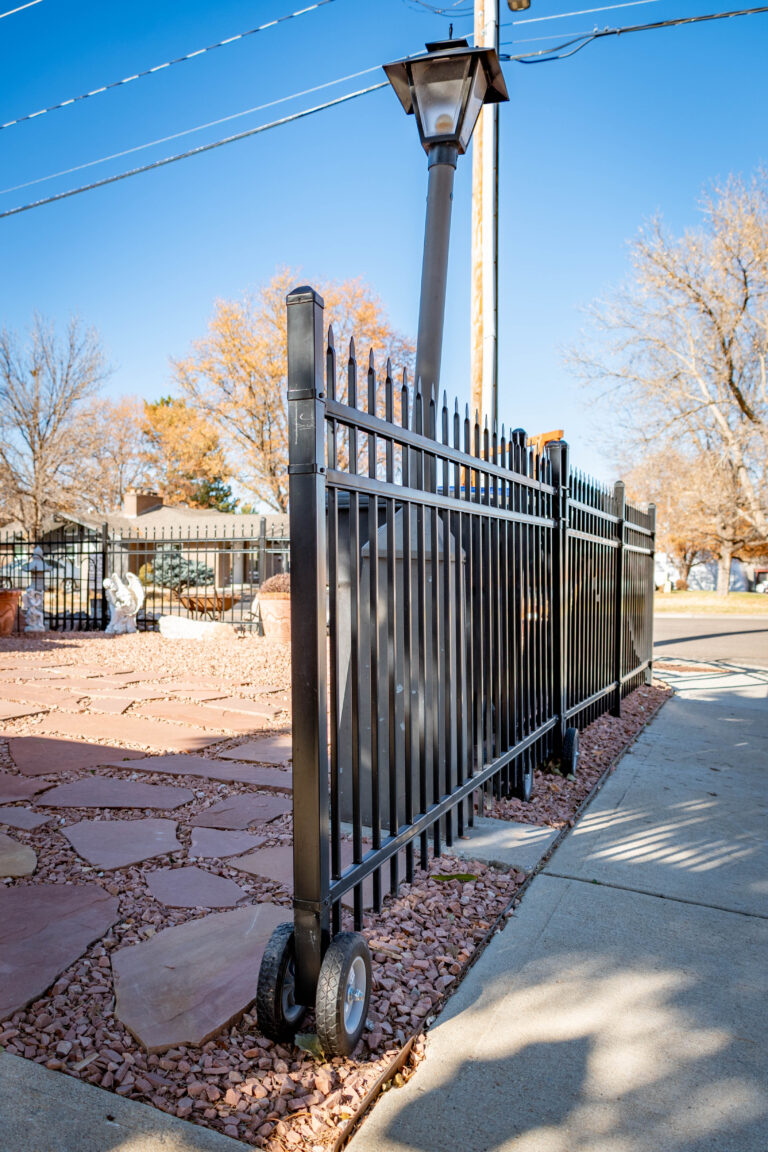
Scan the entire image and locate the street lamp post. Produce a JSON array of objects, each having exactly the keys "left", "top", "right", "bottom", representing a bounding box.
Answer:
[{"left": 384, "top": 38, "right": 508, "bottom": 398}]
